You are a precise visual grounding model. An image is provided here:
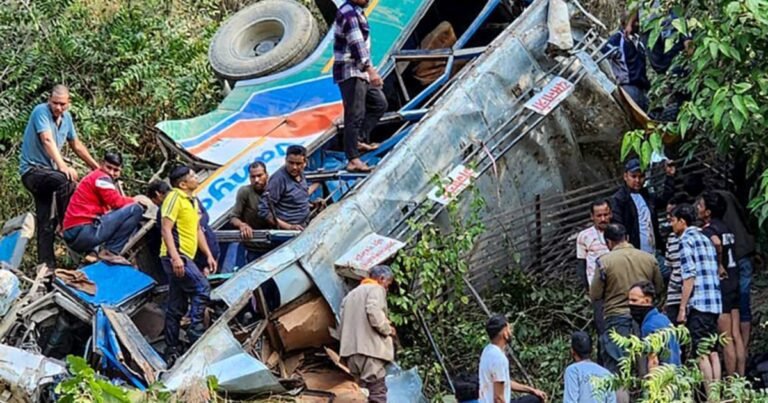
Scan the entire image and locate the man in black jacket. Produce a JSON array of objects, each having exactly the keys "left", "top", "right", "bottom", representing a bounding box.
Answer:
[{"left": 610, "top": 158, "right": 674, "bottom": 258}]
